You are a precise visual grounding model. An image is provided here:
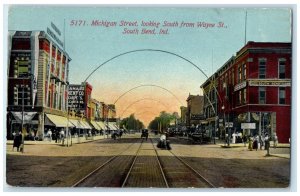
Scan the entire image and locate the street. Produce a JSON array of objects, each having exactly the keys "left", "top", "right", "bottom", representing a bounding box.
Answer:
[{"left": 6, "top": 133, "right": 290, "bottom": 188}]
